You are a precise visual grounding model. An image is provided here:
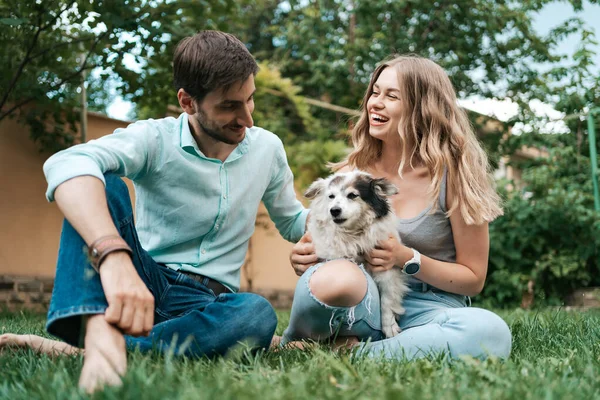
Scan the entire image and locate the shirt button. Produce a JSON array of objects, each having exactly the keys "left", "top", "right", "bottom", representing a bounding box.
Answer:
[
  {"left": 223, "top": 194, "right": 227, "bottom": 199},
  {"left": 201, "top": 249, "right": 206, "bottom": 254},
  {"left": 215, "top": 224, "right": 219, "bottom": 230}
]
